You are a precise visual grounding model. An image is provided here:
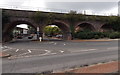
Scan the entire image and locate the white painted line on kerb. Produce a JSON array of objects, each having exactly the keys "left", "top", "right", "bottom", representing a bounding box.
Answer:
[{"left": 16, "top": 49, "right": 19, "bottom": 52}]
